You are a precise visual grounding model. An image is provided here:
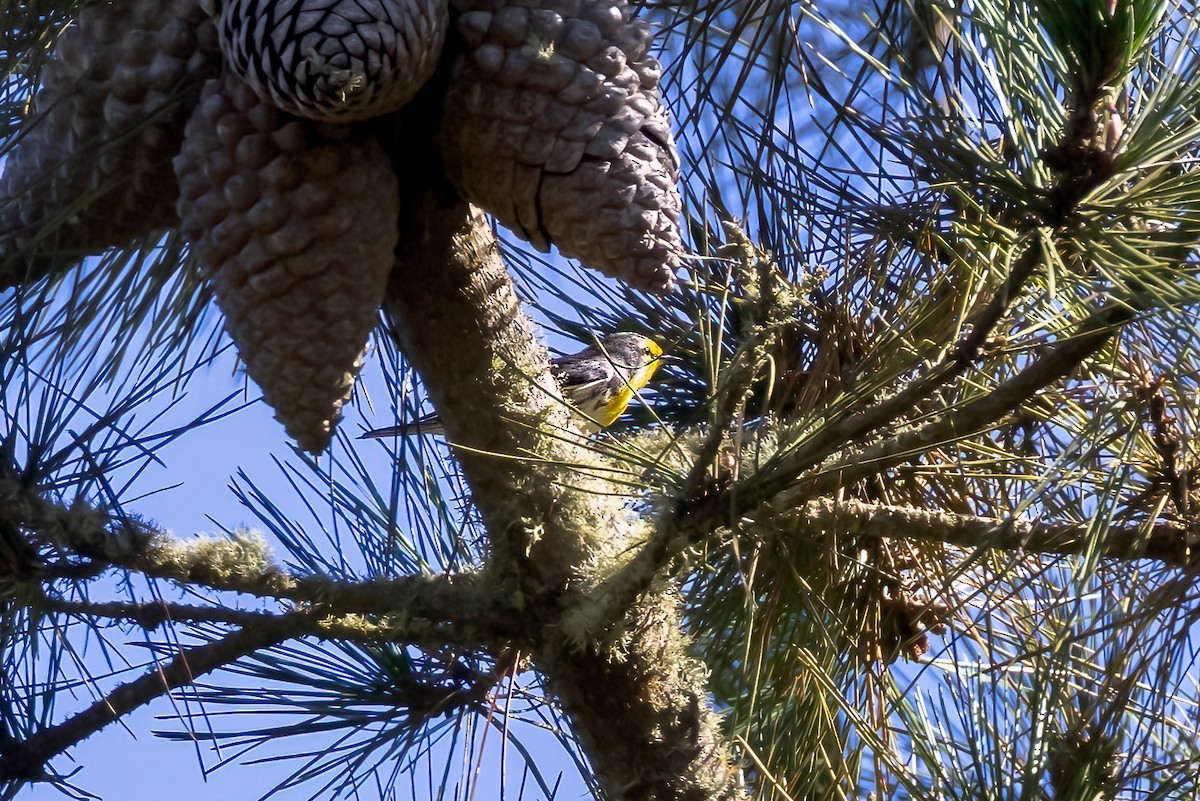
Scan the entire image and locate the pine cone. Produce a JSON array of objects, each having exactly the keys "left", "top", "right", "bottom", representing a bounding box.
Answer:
[
  {"left": 439, "top": 0, "right": 683, "bottom": 293},
  {"left": 174, "top": 73, "right": 399, "bottom": 452},
  {"left": 209, "top": 0, "right": 448, "bottom": 122},
  {"left": 0, "top": 0, "right": 221, "bottom": 288}
]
